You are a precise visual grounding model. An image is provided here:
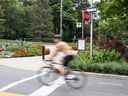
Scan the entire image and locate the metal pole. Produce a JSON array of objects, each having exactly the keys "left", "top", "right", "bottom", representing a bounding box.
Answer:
[
  {"left": 82, "top": 10, "right": 84, "bottom": 39},
  {"left": 60, "top": 0, "right": 63, "bottom": 38},
  {"left": 90, "top": 0, "right": 93, "bottom": 59},
  {"left": 90, "top": 12, "right": 93, "bottom": 59}
]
